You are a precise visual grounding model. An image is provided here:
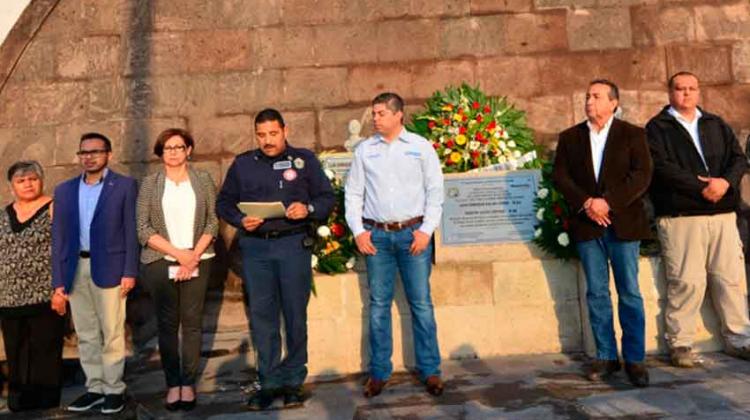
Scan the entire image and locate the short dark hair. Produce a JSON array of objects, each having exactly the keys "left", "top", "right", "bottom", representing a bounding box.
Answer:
[
  {"left": 7, "top": 160, "right": 43, "bottom": 182},
  {"left": 255, "top": 108, "right": 285, "bottom": 128},
  {"left": 589, "top": 79, "right": 620, "bottom": 101},
  {"left": 80, "top": 132, "right": 112, "bottom": 151},
  {"left": 668, "top": 71, "right": 699, "bottom": 90},
  {"left": 372, "top": 92, "right": 404, "bottom": 114},
  {"left": 153, "top": 128, "right": 195, "bottom": 157}
]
